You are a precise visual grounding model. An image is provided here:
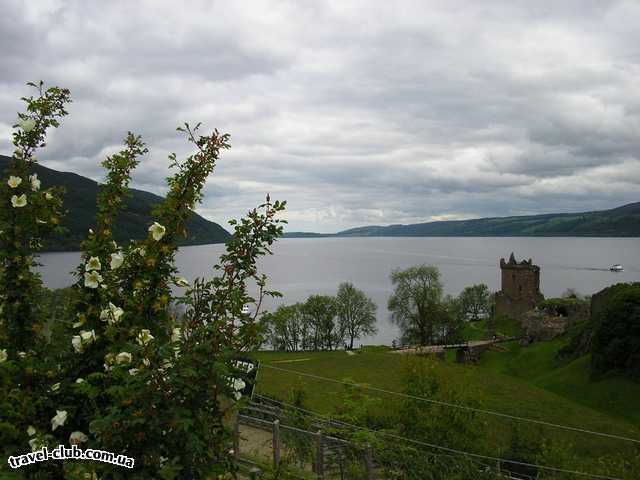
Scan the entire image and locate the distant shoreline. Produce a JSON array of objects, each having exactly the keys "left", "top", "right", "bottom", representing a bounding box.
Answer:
[
  {"left": 283, "top": 233, "right": 640, "bottom": 239},
  {"left": 283, "top": 201, "right": 640, "bottom": 238},
  {"left": 39, "top": 234, "right": 640, "bottom": 254}
]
